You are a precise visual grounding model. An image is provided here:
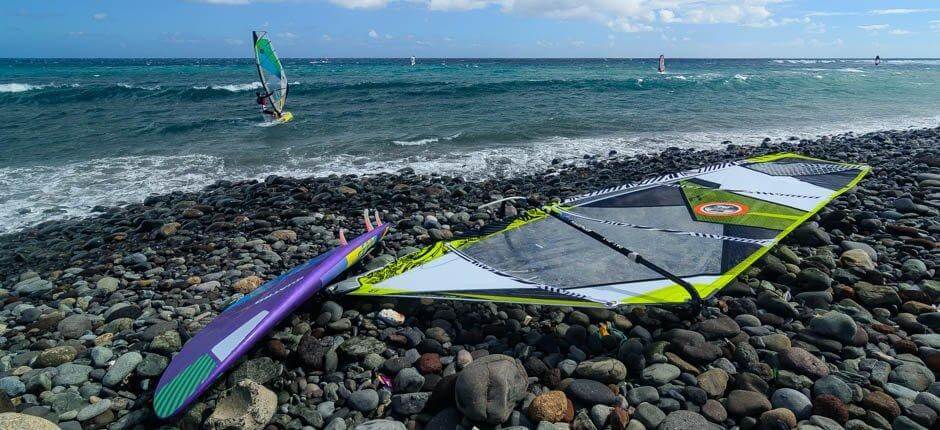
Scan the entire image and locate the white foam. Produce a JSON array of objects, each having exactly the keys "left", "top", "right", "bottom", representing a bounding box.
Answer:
[
  {"left": 117, "top": 83, "right": 161, "bottom": 91},
  {"left": 0, "top": 83, "right": 40, "bottom": 93},
  {"left": 733, "top": 74, "right": 748, "bottom": 81},
  {"left": 3, "top": 114, "right": 940, "bottom": 234},
  {"left": 0, "top": 83, "right": 81, "bottom": 93},
  {"left": 207, "top": 82, "right": 263, "bottom": 92},
  {"left": 838, "top": 68, "right": 865, "bottom": 73},
  {"left": 392, "top": 133, "right": 461, "bottom": 146}
]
